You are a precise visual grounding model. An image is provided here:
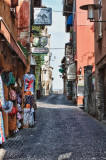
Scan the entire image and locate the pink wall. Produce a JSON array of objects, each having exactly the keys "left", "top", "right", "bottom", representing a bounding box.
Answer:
[
  {"left": 74, "top": 0, "right": 95, "bottom": 75},
  {"left": 74, "top": 0, "right": 95, "bottom": 105}
]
